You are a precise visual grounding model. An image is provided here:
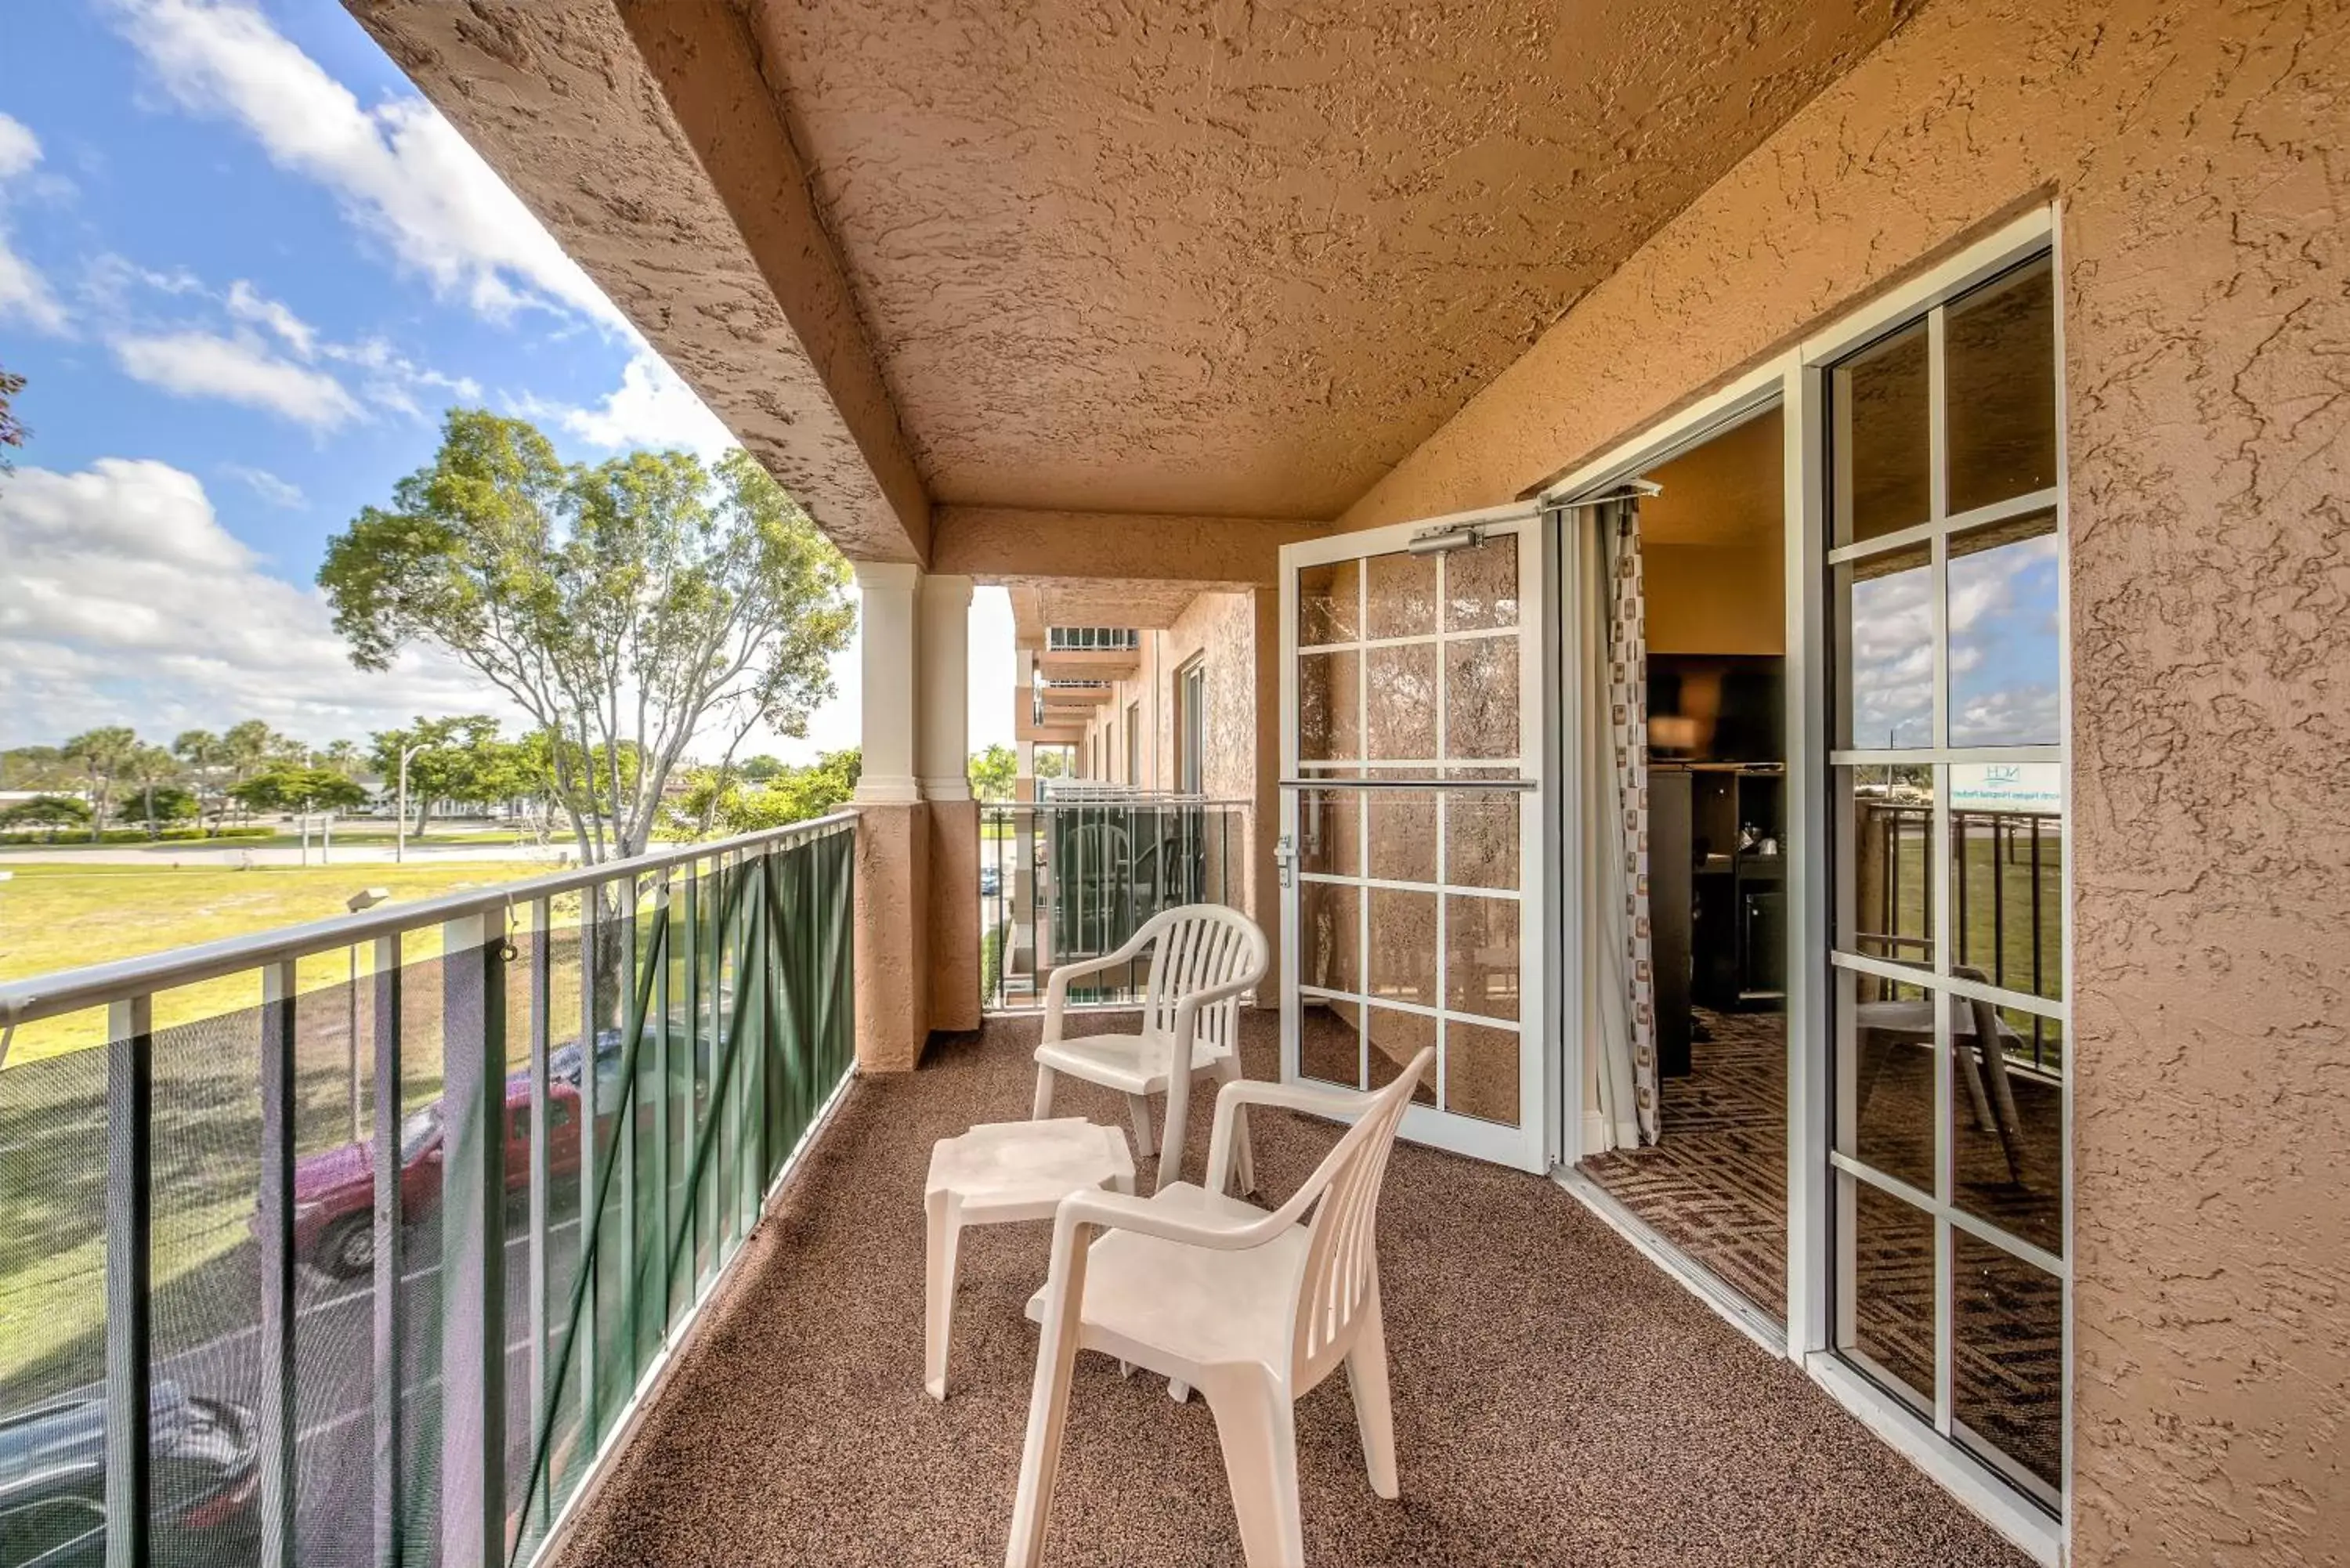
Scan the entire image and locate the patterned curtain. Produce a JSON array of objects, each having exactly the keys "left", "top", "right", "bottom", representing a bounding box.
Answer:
[{"left": 1607, "top": 500, "right": 1660, "bottom": 1144}]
